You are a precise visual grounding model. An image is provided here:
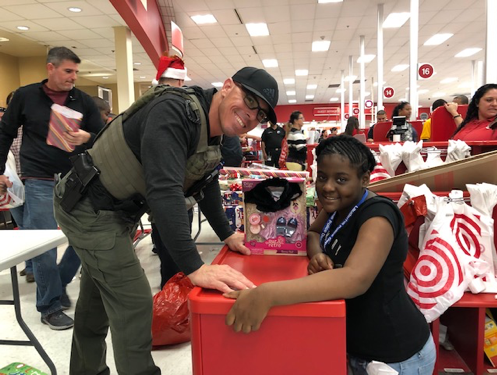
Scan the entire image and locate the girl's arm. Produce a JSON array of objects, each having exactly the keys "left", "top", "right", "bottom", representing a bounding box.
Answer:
[{"left": 225, "top": 216, "right": 394, "bottom": 333}]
